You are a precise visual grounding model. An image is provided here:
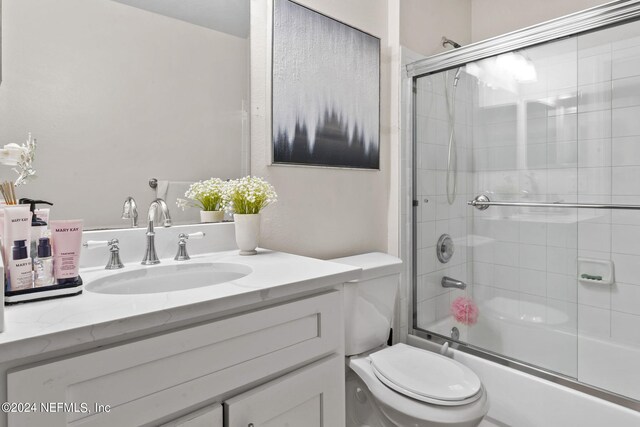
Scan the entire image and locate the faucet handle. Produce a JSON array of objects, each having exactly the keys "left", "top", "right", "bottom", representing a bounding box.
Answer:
[
  {"left": 83, "top": 239, "right": 124, "bottom": 270},
  {"left": 174, "top": 232, "right": 206, "bottom": 261},
  {"left": 84, "top": 239, "right": 119, "bottom": 249}
]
